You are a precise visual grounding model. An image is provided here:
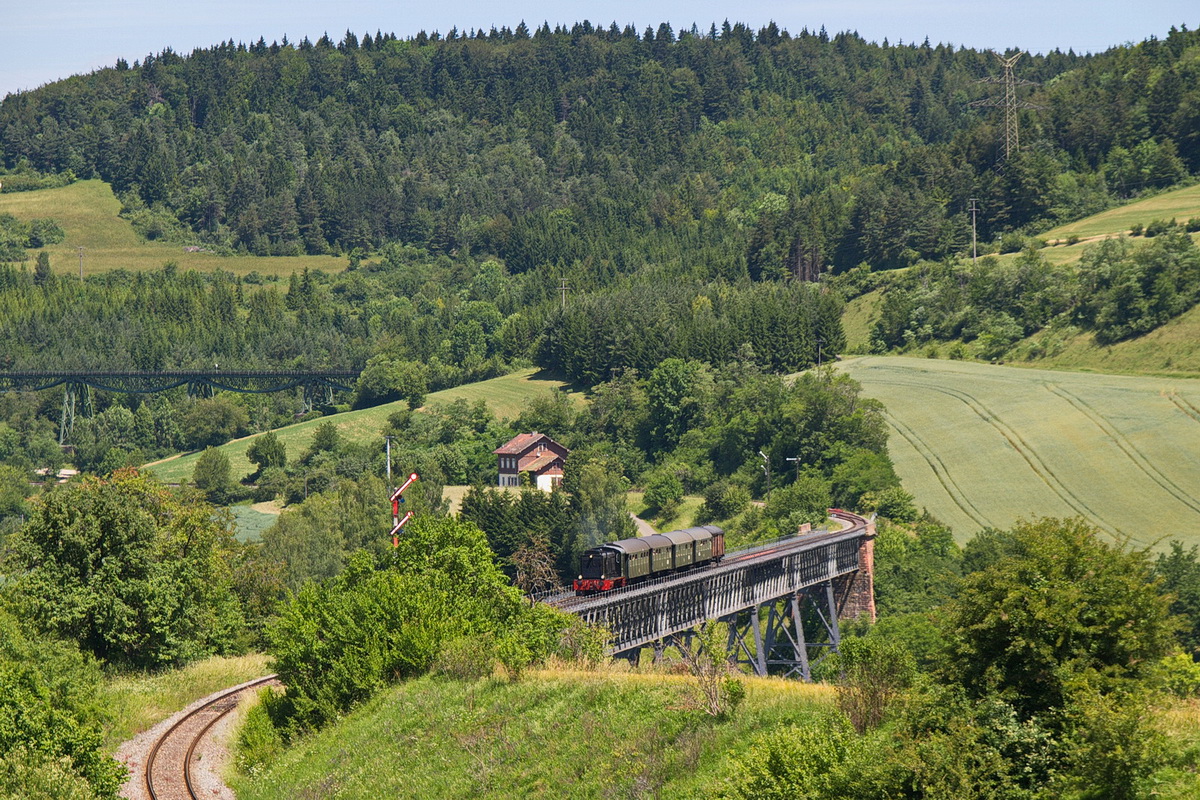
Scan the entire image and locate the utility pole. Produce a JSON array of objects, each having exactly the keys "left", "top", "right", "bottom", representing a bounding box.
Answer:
[
  {"left": 558, "top": 277, "right": 569, "bottom": 311},
  {"left": 758, "top": 450, "right": 771, "bottom": 497},
  {"left": 970, "top": 52, "right": 1043, "bottom": 163},
  {"left": 77, "top": 246, "right": 85, "bottom": 279},
  {"left": 968, "top": 198, "right": 980, "bottom": 263},
  {"left": 383, "top": 434, "right": 394, "bottom": 483}
]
